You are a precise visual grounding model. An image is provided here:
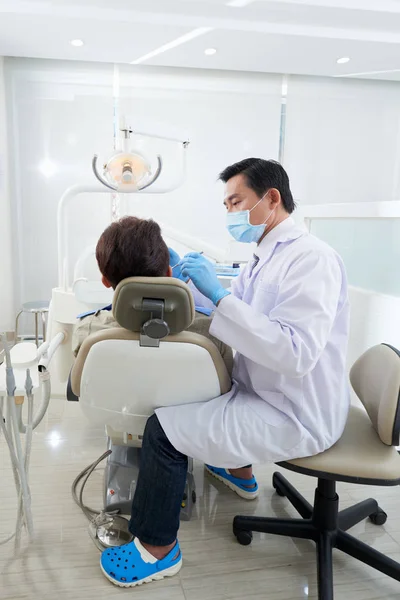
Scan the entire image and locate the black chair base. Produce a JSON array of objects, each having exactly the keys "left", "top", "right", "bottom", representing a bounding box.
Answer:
[{"left": 233, "top": 472, "right": 400, "bottom": 600}]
